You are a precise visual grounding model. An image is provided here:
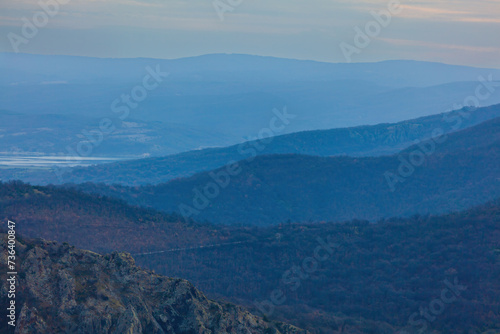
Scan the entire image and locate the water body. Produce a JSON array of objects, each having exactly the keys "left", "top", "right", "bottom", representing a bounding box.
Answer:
[{"left": 0, "top": 156, "right": 125, "bottom": 168}]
